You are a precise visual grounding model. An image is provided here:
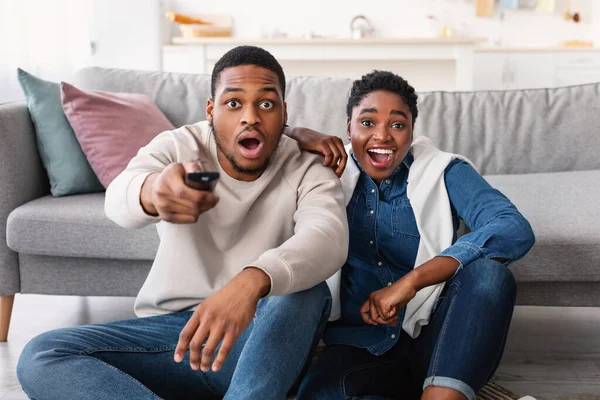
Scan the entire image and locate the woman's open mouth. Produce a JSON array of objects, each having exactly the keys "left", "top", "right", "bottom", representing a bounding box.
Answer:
[{"left": 367, "top": 148, "right": 394, "bottom": 168}]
